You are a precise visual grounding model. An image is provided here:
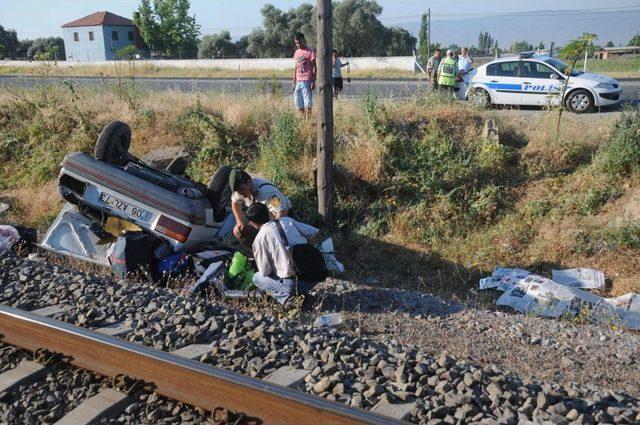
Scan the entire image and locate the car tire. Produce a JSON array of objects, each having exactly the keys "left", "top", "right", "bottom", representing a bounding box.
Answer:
[
  {"left": 166, "top": 156, "right": 189, "bottom": 175},
  {"left": 565, "top": 89, "right": 594, "bottom": 114},
  {"left": 470, "top": 88, "right": 491, "bottom": 109},
  {"left": 207, "top": 165, "right": 233, "bottom": 222},
  {"left": 94, "top": 121, "right": 132, "bottom": 166}
]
